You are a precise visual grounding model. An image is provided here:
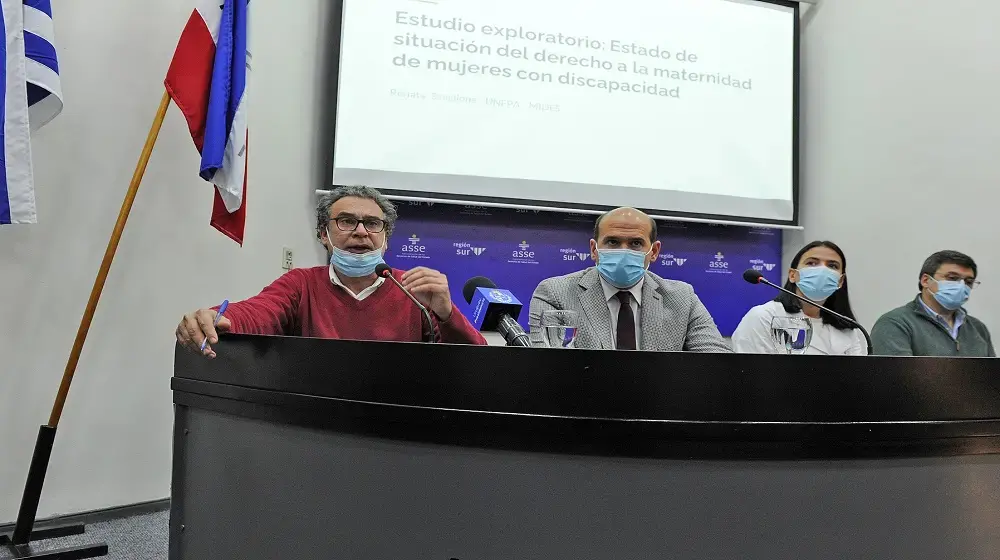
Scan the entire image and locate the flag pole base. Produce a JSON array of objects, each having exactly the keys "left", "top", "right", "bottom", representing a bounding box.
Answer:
[
  {"left": 1, "top": 542, "right": 108, "bottom": 559},
  {"left": 1, "top": 524, "right": 84, "bottom": 544},
  {"left": 1, "top": 426, "right": 108, "bottom": 558},
  {"left": 1, "top": 523, "right": 107, "bottom": 559}
]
